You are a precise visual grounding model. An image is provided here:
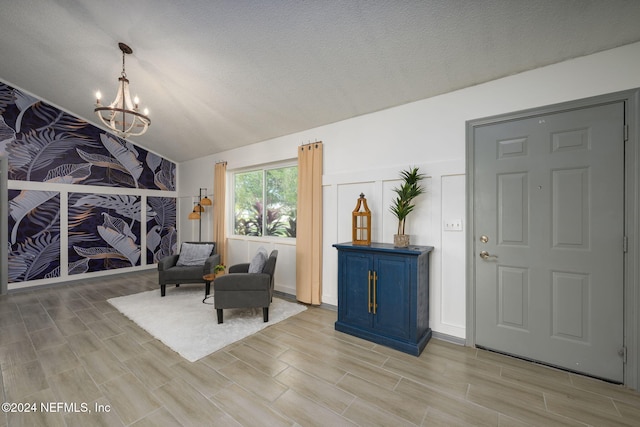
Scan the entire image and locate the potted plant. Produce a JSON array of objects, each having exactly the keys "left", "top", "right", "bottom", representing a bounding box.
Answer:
[{"left": 389, "top": 167, "right": 425, "bottom": 247}]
